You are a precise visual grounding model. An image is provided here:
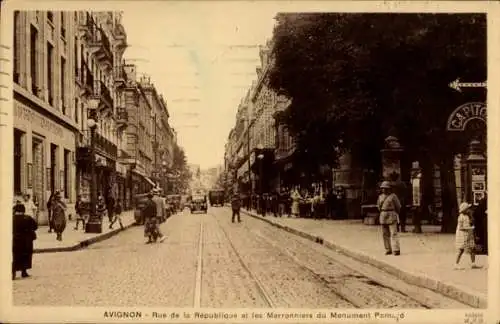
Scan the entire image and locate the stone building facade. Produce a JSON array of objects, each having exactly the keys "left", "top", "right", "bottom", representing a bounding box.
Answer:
[{"left": 13, "top": 11, "right": 82, "bottom": 224}]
